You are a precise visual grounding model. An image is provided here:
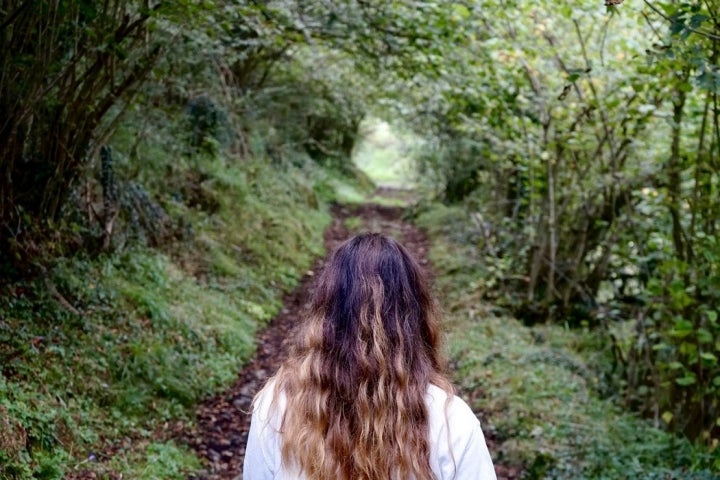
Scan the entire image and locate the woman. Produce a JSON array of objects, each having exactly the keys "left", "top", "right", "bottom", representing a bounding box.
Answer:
[{"left": 243, "top": 233, "right": 496, "bottom": 479}]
